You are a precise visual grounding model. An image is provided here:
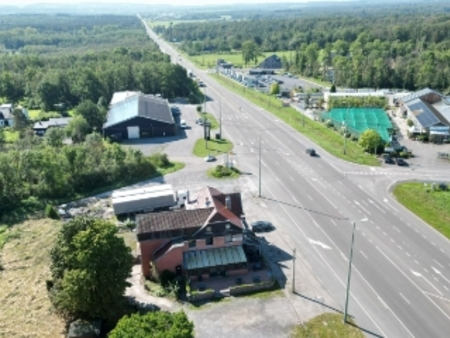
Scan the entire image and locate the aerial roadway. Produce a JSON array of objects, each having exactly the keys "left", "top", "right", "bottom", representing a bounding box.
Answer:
[{"left": 141, "top": 17, "right": 450, "bottom": 338}]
